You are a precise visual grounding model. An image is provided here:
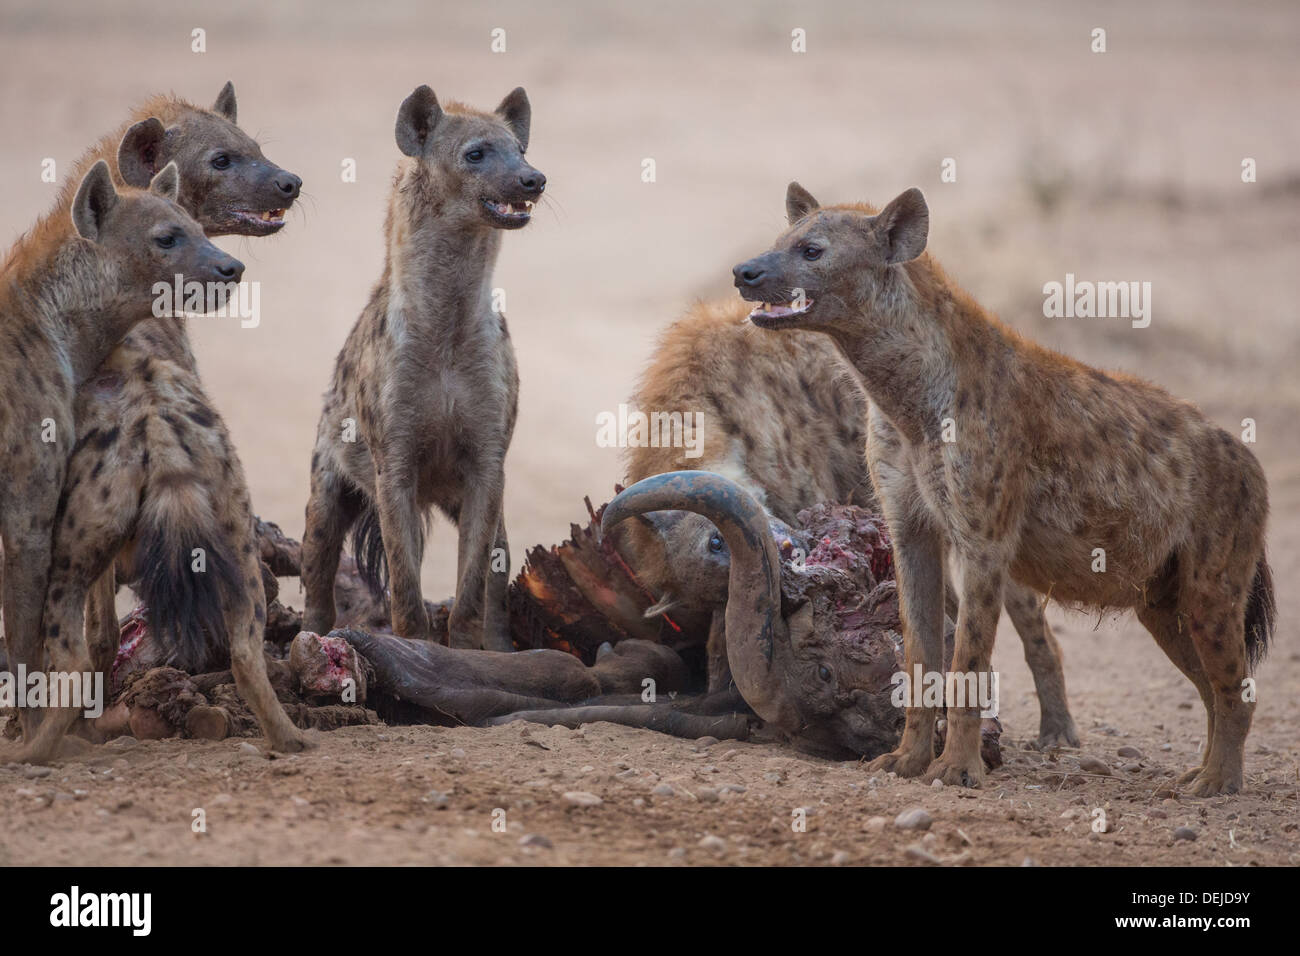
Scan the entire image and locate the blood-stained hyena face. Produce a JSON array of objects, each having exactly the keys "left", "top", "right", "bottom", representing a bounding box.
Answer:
[
  {"left": 394, "top": 85, "right": 547, "bottom": 230},
  {"left": 72, "top": 160, "right": 244, "bottom": 310},
  {"left": 732, "top": 184, "right": 930, "bottom": 332},
  {"left": 116, "top": 82, "right": 302, "bottom": 237}
]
